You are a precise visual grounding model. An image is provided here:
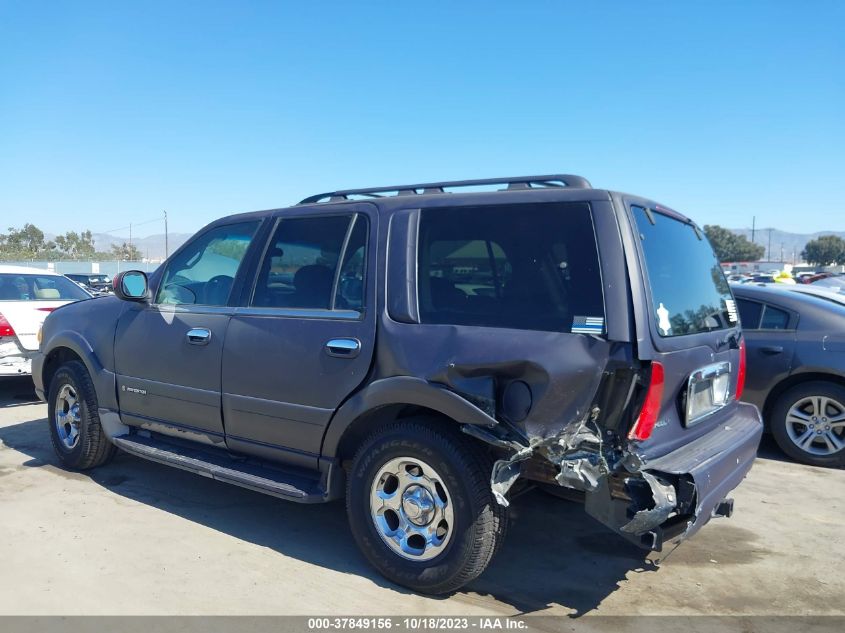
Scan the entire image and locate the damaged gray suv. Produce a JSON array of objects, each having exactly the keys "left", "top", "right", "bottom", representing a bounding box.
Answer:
[{"left": 33, "top": 174, "right": 763, "bottom": 594}]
